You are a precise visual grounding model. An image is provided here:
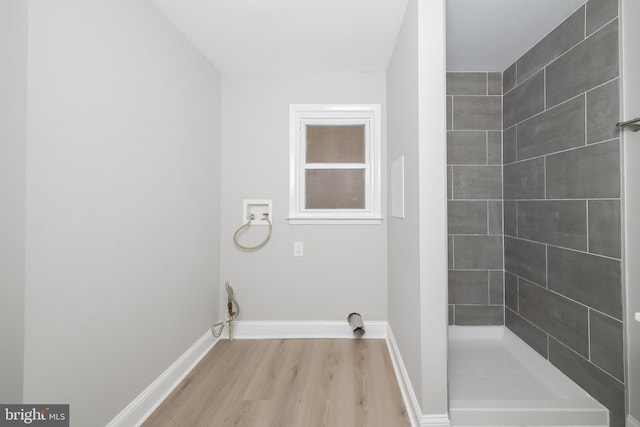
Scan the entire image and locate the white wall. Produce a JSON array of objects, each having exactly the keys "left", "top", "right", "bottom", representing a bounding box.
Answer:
[
  {"left": 220, "top": 73, "right": 387, "bottom": 322},
  {"left": 416, "top": 0, "right": 448, "bottom": 416},
  {"left": 387, "top": 0, "right": 424, "bottom": 407},
  {"left": 387, "top": 0, "right": 449, "bottom": 420},
  {"left": 0, "top": 0, "right": 27, "bottom": 404},
  {"left": 622, "top": 0, "right": 640, "bottom": 422},
  {"left": 23, "top": 1, "right": 221, "bottom": 424}
]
